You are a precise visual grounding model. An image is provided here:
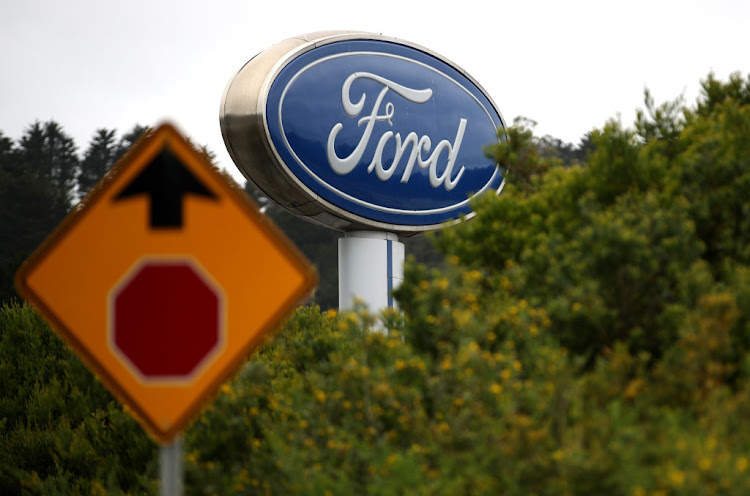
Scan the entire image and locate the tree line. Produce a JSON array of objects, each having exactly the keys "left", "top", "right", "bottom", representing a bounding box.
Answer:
[
  {"left": 0, "top": 119, "right": 593, "bottom": 310},
  {"left": 0, "top": 123, "right": 147, "bottom": 304}
]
